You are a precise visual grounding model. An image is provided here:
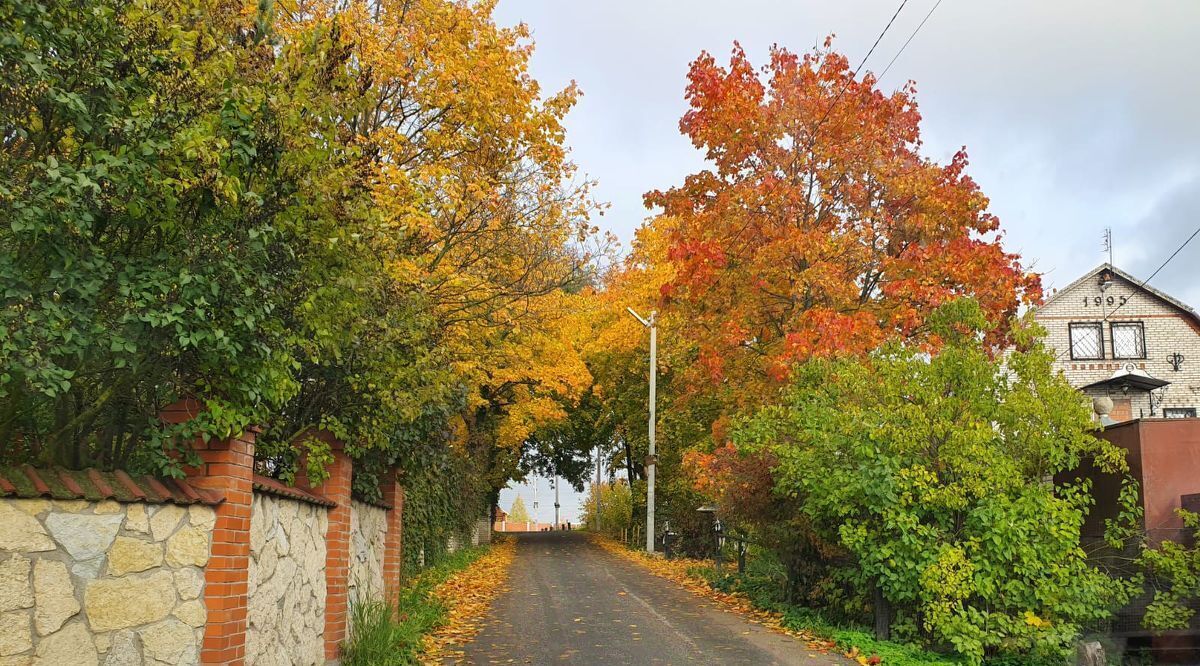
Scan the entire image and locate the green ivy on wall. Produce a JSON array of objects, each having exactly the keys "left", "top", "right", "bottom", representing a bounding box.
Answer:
[{"left": 400, "top": 447, "right": 488, "bottom": 572}]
